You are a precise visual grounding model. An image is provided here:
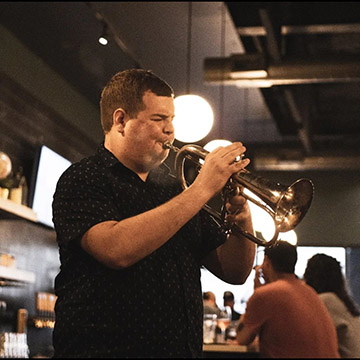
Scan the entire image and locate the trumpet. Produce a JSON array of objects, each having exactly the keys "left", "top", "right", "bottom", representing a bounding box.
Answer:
[{"left": 163, "top": 141, "right": 314, "bottom": 247}]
